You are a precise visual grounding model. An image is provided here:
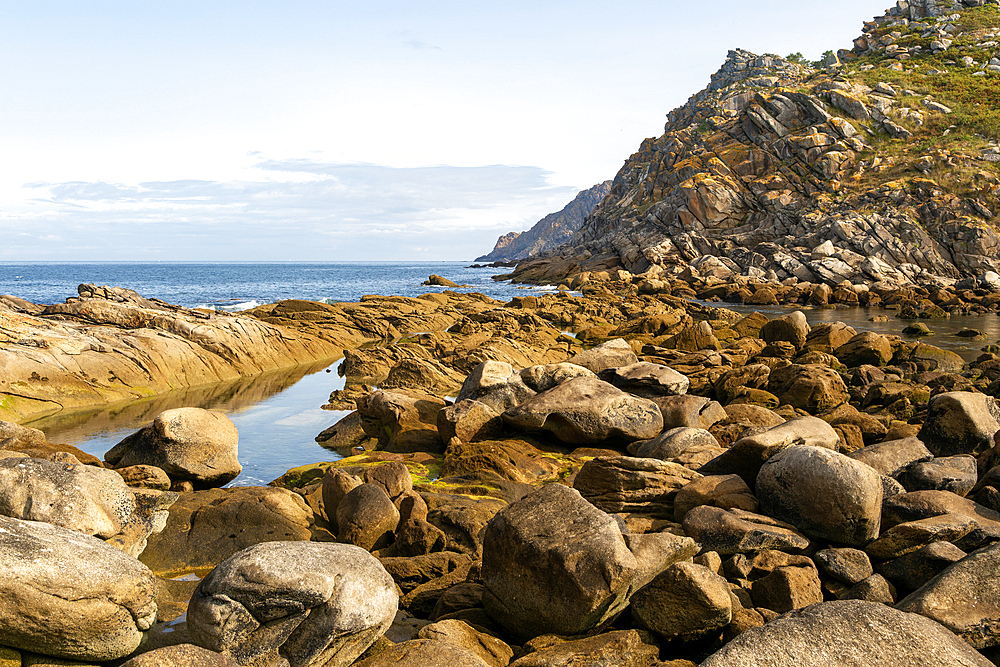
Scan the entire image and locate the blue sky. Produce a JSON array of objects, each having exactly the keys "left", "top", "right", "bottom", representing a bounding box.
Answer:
[{"left": 1, "top": 1, "right": 893, "bottom": 261}]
